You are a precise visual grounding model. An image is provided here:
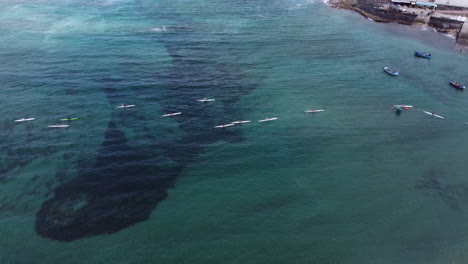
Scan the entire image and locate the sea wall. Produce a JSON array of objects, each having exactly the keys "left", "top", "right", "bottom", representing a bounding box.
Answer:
[
  {"left": 458, "top": 22, "right": 468, "bottom": 45},
  {"left": 332, "top": 0, "right": 417, "bottom": 24},
  {"left": 436, "top": 5, "right": 468, "bottom": 11},
  {"left": 429, "top": 16, "right": 464, "bottom": 33}
]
